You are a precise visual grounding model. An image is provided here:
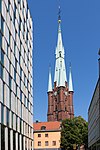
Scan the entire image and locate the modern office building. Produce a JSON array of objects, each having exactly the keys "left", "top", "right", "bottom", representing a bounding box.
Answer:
[
  {"left": 47, "top": 7, "right": 74, "bottom": 122},
  {"left": 33, "top": 121, "right": 61, "bottom": 150},
  {"left": 88, "top": 79, "right": 100, "bottom": 150},
  {"left": 0, "top": 0, "right": 33, "bottom": 150},
  {"left": 88, "top": 53, "right": 100, "bottom": 149}
]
